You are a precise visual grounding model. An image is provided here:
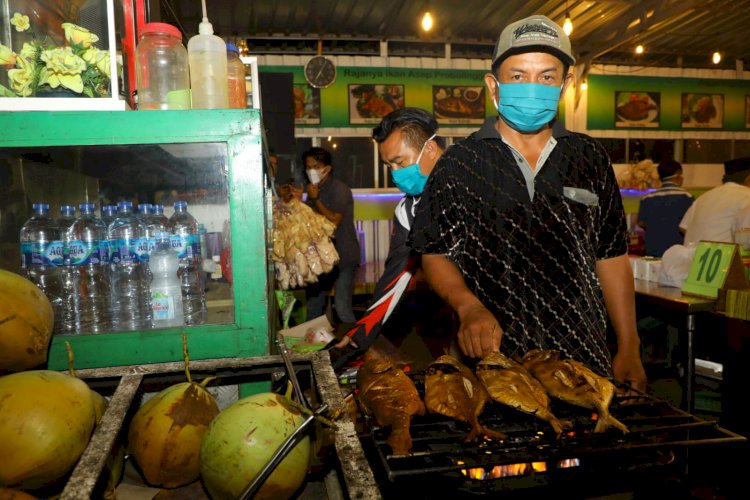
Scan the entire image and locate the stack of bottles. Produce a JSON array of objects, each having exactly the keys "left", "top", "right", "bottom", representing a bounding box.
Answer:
[
  {"left": 19, "top": 200, "right": 208, "bottom": 335},
  {"left": 134, "top": 0, "right": 247, "bottom": 110}
]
